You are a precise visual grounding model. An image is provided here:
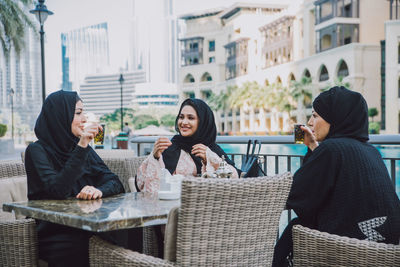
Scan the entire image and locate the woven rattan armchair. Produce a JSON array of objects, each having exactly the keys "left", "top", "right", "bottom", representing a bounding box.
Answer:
[
  {"left": 89, "top": 173, "right": 293, "bottom": 266},
  {"left": 94, "top": 149, "right": 146, "bottom": 192},
  {"left": 0, "top": 160, "right": 39, "bottom": 267},
  {"left": 292, "top": 224, "right": 400, "bottom": 267}
]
